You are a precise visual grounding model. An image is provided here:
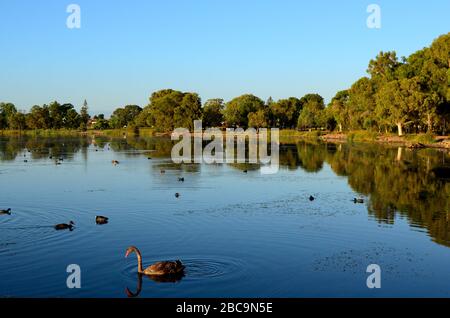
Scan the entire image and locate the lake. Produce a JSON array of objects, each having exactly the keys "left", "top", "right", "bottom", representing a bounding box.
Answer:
[{"left": 1, "top": 135, "right": 450, "bottom": 297}]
